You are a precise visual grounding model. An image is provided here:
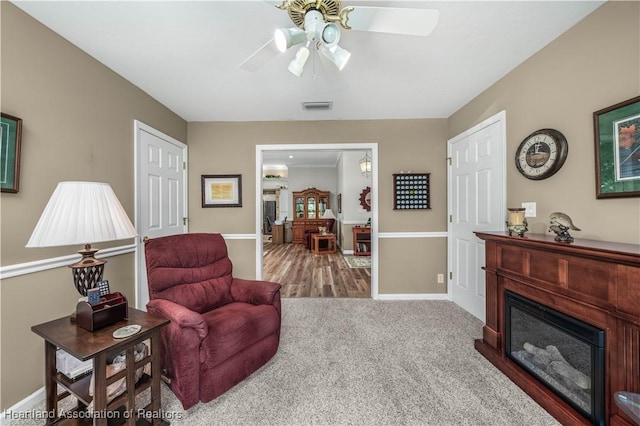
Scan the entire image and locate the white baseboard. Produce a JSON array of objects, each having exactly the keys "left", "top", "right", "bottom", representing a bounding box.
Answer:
[{"left": 375, "top": 293, "right": 450, "bottom": 301}]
